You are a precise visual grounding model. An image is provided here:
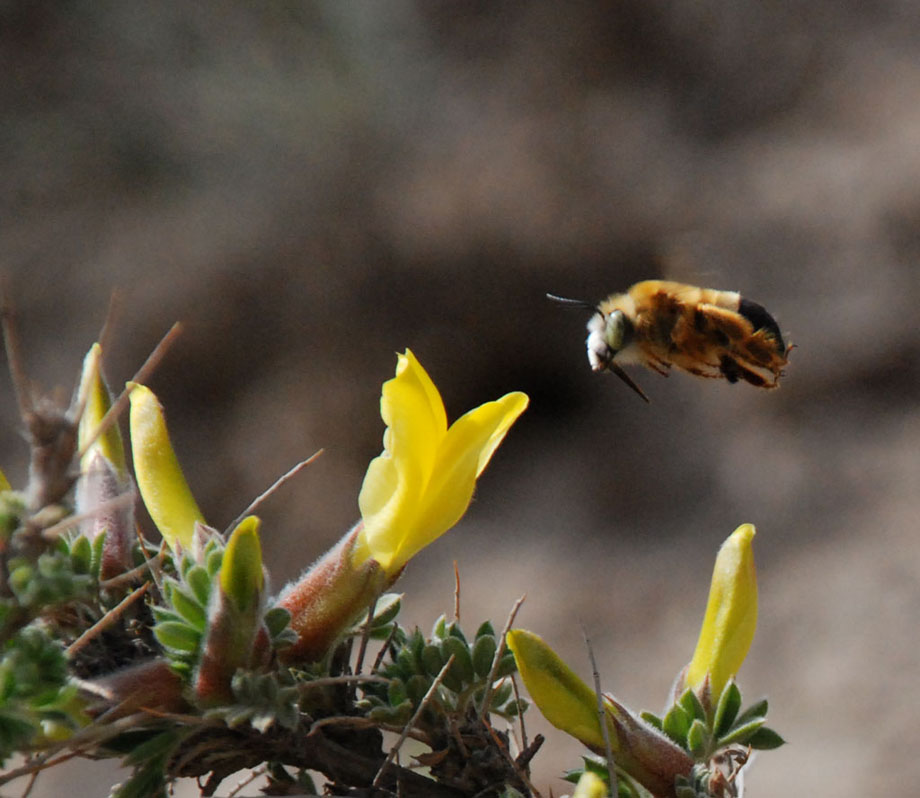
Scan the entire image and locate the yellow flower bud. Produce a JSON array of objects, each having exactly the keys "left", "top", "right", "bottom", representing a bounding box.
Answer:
[
  {"left": 220, "top": 516, "right": 265, "bottom": 613},
  {"left": 506, "top": 629, "right": 606, "bottom": 750},
  {"left": 128, "top": 382, "right": 205, "bottom": 550},
  {"left": 686, "top": 524, "right": 758, "bottom": 707},
  {"left": 77, "top": 343, "right": 126, "bottom": 476},
  {"left": 571, "top": 771, "right": 608, "bottom": 798}
]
